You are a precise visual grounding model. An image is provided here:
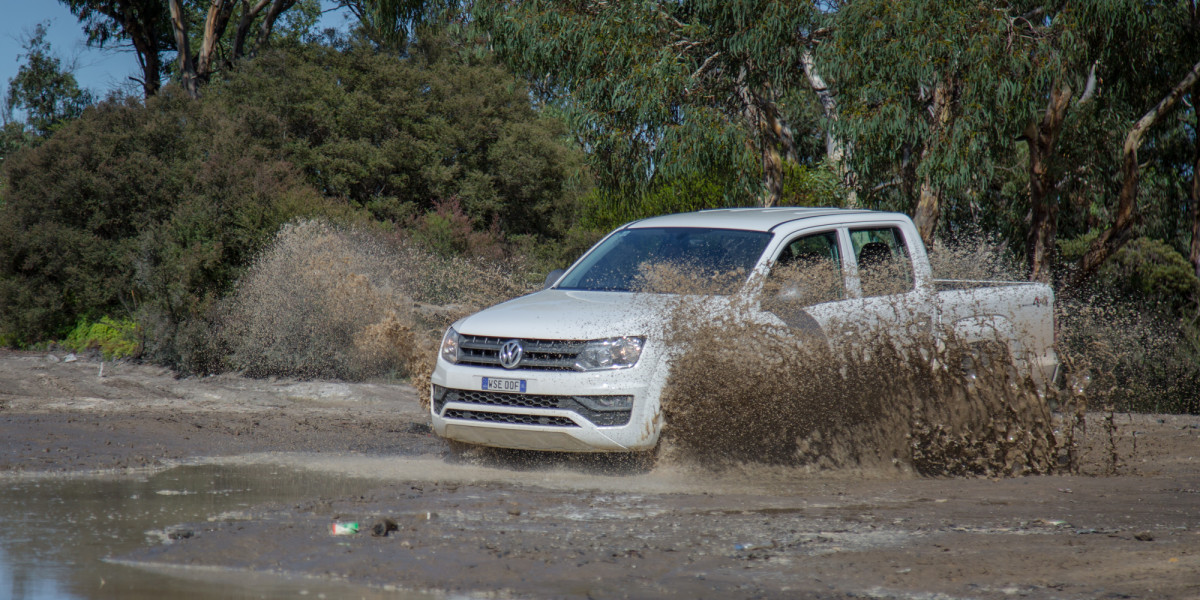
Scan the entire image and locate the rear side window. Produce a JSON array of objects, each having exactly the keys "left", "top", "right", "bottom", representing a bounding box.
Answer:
[{"left": 850, "top": 227, "right": 913, "bottom": 296}]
